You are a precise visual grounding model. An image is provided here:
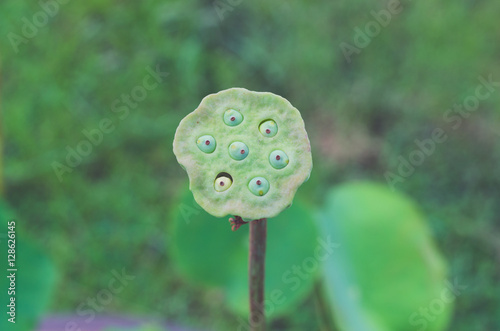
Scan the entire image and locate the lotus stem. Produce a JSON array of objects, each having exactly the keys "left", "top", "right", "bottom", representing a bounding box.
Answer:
[{"left": 249, "top": 218, "right": 267, "bottom": 331}]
